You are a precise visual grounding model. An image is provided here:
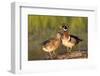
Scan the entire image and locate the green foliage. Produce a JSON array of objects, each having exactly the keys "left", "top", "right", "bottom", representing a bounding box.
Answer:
[{"left": 28, "top": 15, "right": 88, "bottom": 60}]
